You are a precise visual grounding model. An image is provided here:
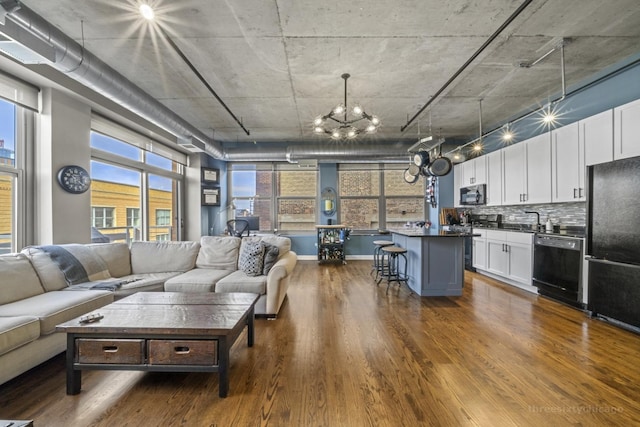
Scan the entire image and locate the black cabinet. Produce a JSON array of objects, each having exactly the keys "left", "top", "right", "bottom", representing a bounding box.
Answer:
[{"left": 316, "top": 225, "right": 346, "bottom": 264}]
